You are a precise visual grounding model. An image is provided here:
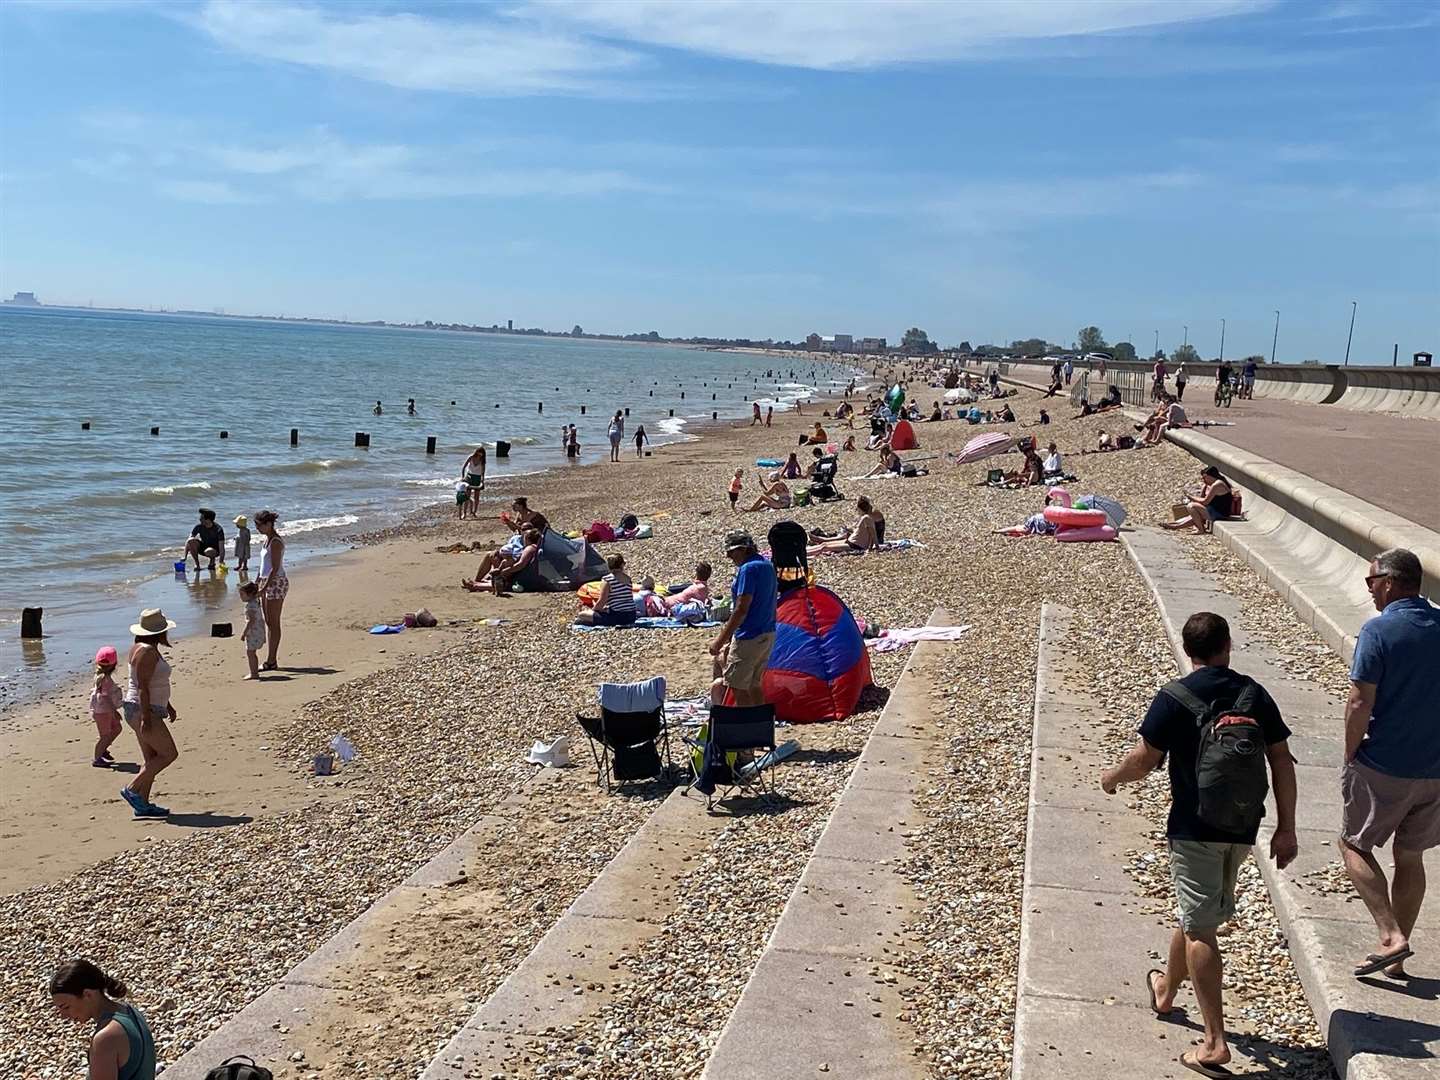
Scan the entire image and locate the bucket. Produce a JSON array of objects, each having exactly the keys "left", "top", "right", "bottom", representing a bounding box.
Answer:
[
  {"left": 173, "top": 561, "right": 188, "bottom": 573},
  {"left": 313, "top": 753, "right": 334, "bottom": 776}
]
